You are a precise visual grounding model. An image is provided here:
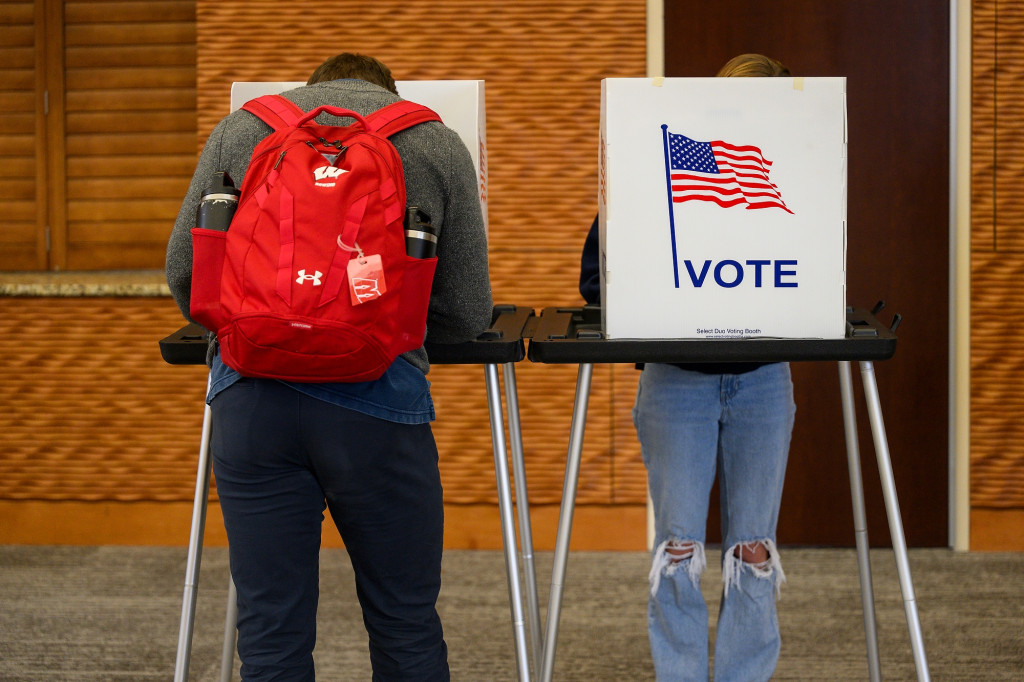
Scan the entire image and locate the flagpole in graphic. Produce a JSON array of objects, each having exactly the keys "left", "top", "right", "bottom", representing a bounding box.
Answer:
[{"left": 661, "top": 125, "right": 680, "bottom": 288}]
